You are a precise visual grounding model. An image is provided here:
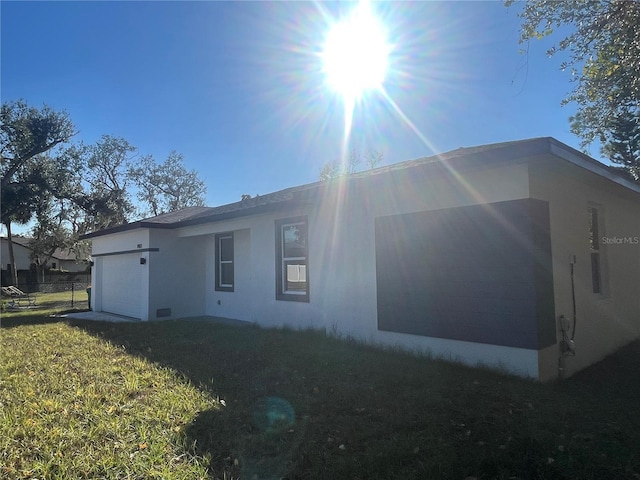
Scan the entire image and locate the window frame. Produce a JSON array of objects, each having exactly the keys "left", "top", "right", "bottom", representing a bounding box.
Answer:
[
  {"left": 215, "top": 232, "right": 234, "bottom": 292},
  {"left": 275, "top": 216, "right": 309, "bottom": 302},
  {"left": 588, "top": 204, "right": 608, "bottom": 296}
]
